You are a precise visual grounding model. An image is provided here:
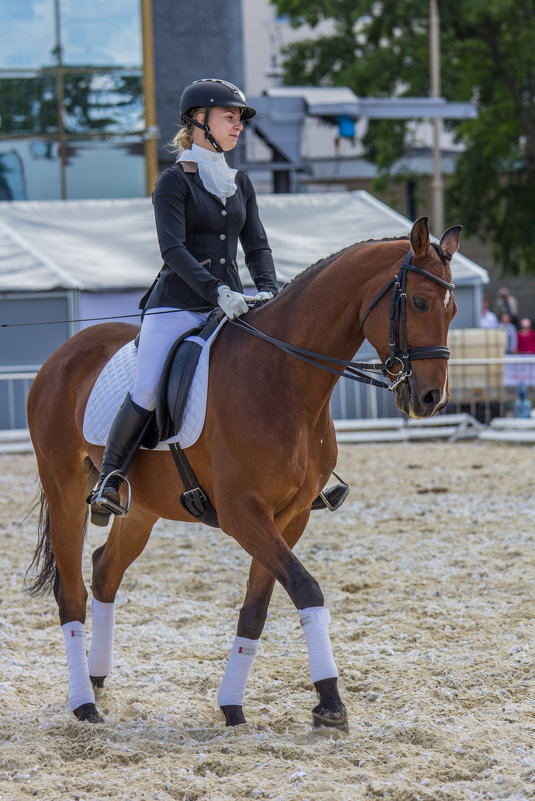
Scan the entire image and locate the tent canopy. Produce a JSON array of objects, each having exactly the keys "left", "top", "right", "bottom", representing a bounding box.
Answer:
[{"left": 0, "top": 191, "right": 487, "bottom": 293}]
